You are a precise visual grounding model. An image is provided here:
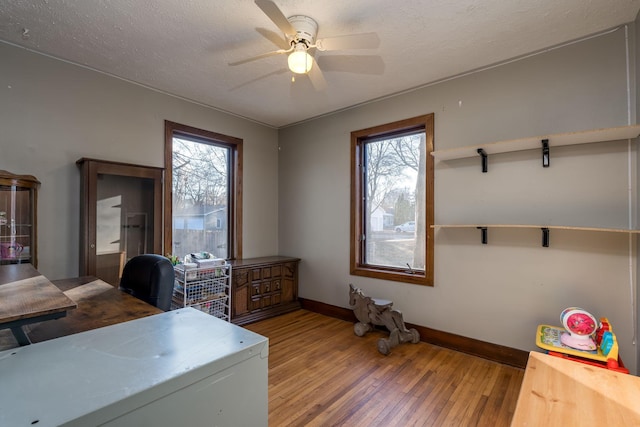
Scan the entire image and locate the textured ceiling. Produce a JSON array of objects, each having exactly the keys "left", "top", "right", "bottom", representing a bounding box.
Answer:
[{"left": 1, "top": 0, "right": 639, "bottom": 128}]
